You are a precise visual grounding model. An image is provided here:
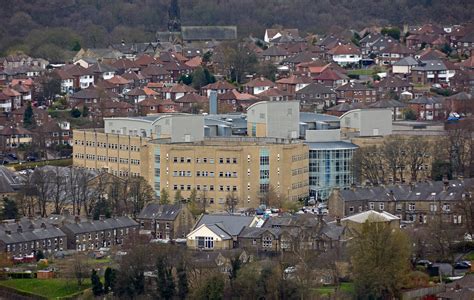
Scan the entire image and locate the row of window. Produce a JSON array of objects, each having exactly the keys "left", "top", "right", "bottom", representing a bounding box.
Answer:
[
  {"left": 172, "top": 184, "right": 237, "bottom": 192},
  {"left": 292, "top": 153, "right": 308, "bottom": 162},
  {"left": 74, "top": 140, "right": 140, "bottom": 152},
  {"left": 7, "top": 238, "right": 63, "bottom": 252},
  {"left": 291, "top": 167, "right": 309, "bottom": 176},
  {"left": 75, "top": 154, "right": 140, "bottom": 165},
  {"left": 75, "top": 228, "right": 130, "bottom": 242},
  {"left": 291, "top": 181, "right": 309, "bottom": 189}
]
